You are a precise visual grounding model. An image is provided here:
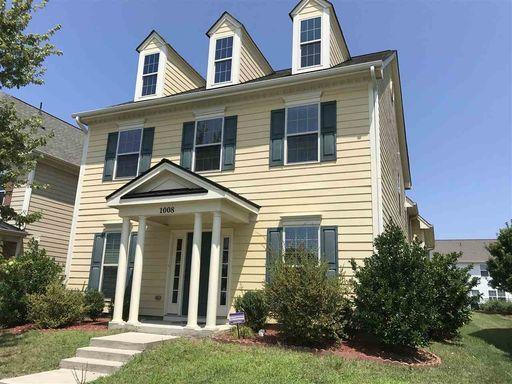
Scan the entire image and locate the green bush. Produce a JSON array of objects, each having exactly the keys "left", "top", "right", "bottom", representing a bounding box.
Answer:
[
  {"left": 350, "top": 222, "right": 435, "bottom": 348},
  {"left": 428, "top": 252, "right": 478, "bottom": 340},
  {"left": 234, "top": 290, "right": 268, "bottom": 332},
  {"left": 0, "top": 239, "right": 63, "bottom": 326},
  {"left": 266, "top": 254, "right": 351, "bottom": 346},
  {"left": 84, "top": 289, "right": 105, "bottom": 321},
  {"left": 479, "top": 300, "right": 512, "bottom": 315},
  {"left": 27, "top": 281, "right": 85, "bottom": 328}
]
